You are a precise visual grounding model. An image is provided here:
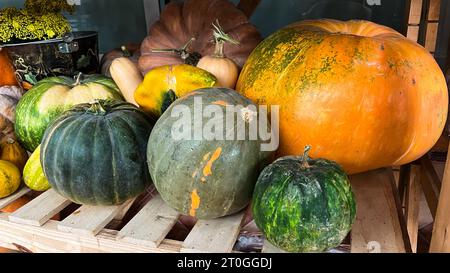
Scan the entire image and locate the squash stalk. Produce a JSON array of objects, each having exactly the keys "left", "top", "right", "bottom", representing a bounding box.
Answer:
[
  {"left": 212, "top": 20, "right": 239, "bottom": 58},
  {"left": 300, "top": 145, "right": 312, "bottom": 169},
  {"left": 73, "top": 72, "right": 83, "bottom": 86},
  {"left": 89, "top": 100, "right": 107, "bottom": 115}
]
